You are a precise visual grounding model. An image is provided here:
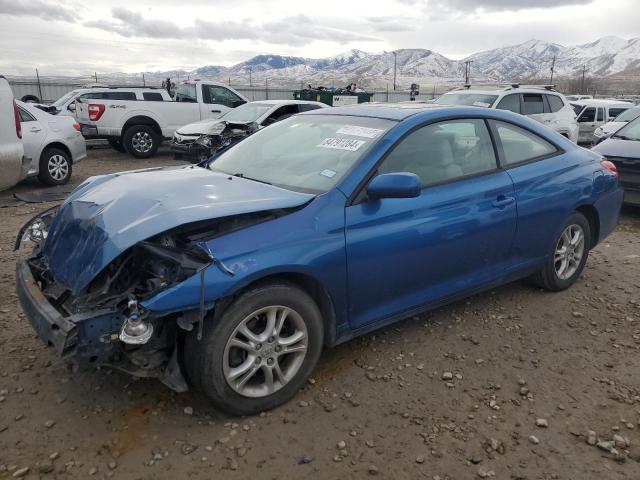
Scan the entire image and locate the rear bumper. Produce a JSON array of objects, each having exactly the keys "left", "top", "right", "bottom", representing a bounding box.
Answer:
[
  {"left": 16, "top": 259, "right": 119, "bottom": 360},
  {"left": 80, "top": 123, "right": 100, "bottom": 139}
]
